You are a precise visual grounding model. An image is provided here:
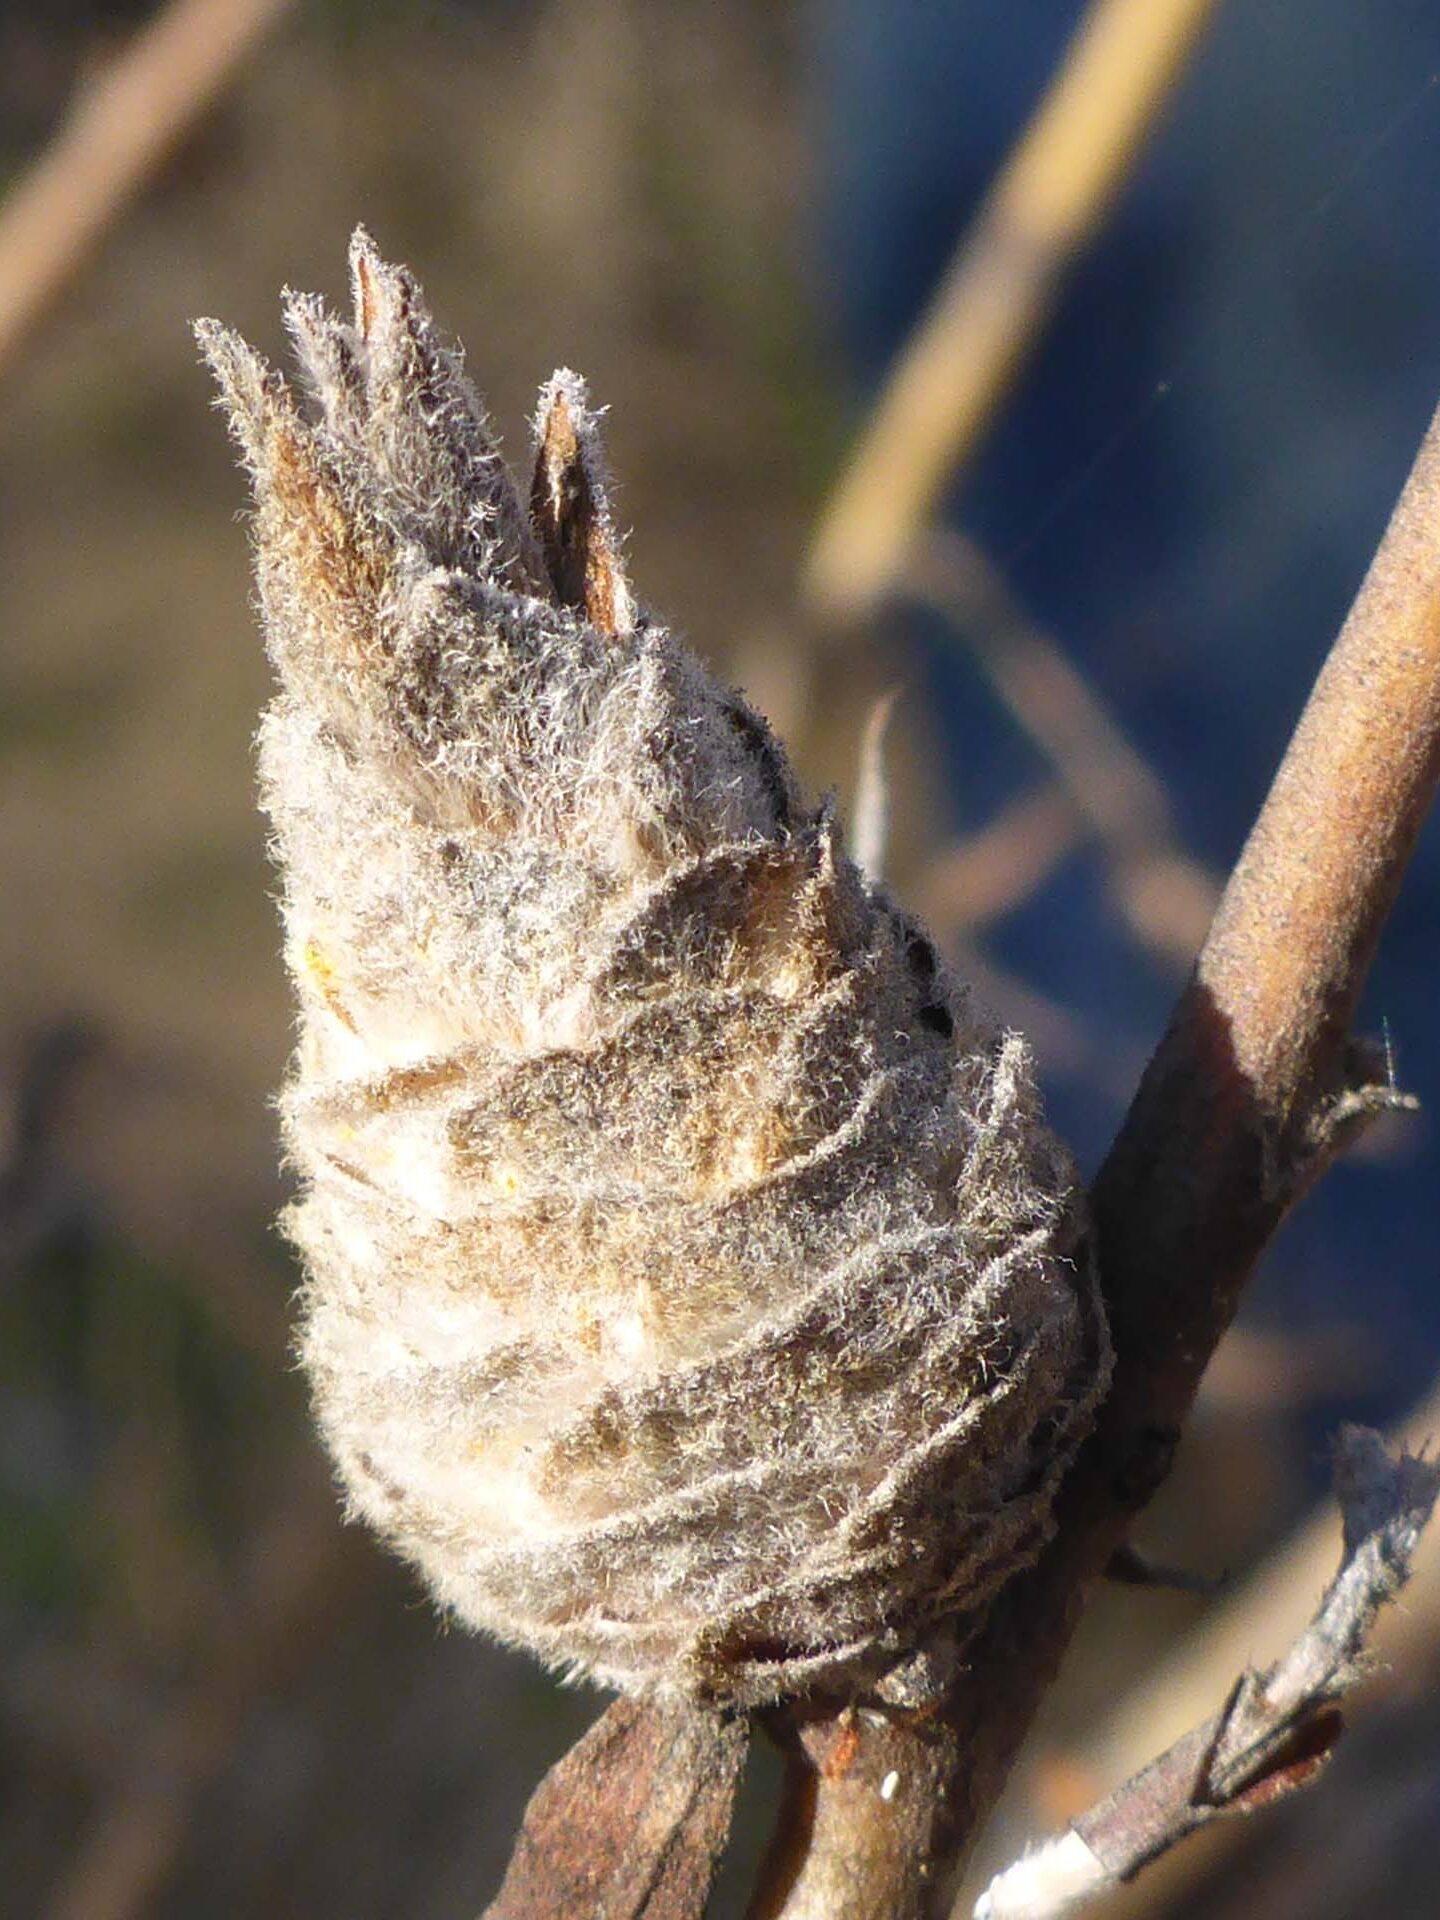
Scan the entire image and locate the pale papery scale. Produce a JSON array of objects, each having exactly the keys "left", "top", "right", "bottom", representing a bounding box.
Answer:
[{"left": 196, "top": 230, "right": 1110, "bottom": 1707}]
